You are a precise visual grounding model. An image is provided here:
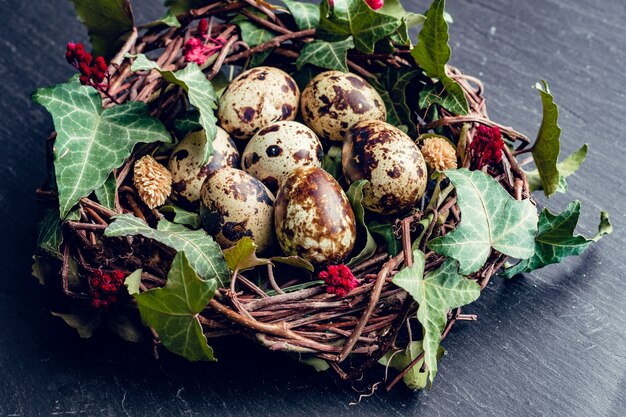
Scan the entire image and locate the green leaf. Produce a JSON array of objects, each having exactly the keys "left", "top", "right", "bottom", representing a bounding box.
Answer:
[
  {"left": 270, "top": 256, "right": 315, "bottom": 272},
  {"left": 36, "top": 207, "right": 64, "bottom": 258},
  {"left": 410, "top": 0, "right": 468, "bottom": 115},
  {"left": 373, "top": 68, "right": 419, "bottom": 134},
  {"left": 105, "top": 214, "right": 230, "bottom": 286},
  {"left": 51, "top": 311, "right": 101, "bottom": 339},
  {"left": 369, "top": 217, "right": 402, "bottom": 256},
  {"left": 527, "top": 144, "right": 588, "bottom": 194},
  {"left": 283, "top": 0, "right": 320, "bottom": 30},
  {"left": 127, "top": 252, "right": 217, "bottom": 361},
  {"left": 223, "top": 237, "right": 271, "bottom": 272},
  {"left": 124, "top": 269, "right": 142, "bottom": 295},
  {"left": 159, "top": 205, "right": 201, "bottom": 229},
  {"left": 322, "top": 145, "right": 344, "bottom": 182},
  {"left": 94, "top": 172, "right": 117, "bottom": 211},
  {"left": 378, "top": 0, "right": 425, "bottom": 30},
  {"left": 502, "top": 201, "right": 612, "bottom": 277},
  {"left": 346, "top": 180, "right": 377, "bottom": 267},
  {"left": 165, "top": 0, "right": 208, "bottom": 15},
  {"left": 69, "top": 0, "right": 134, "bottom": 59},
  {"left": 428, "top": 169, "right": 538, "bottom": 275},
  {"left": 143, "top": 10, "right": 181, "bottom": 28},
  {"left": 32, "top": 81, "right": 171, "bottom": 218},
  {"left": 379, "top": 341, "right": 444, "bottom": 390},
  {"left": 531, "top": 81, "right": 562, "bottom": 197},
  {"left": 296, "top": 37, "right": 354, "bottom": 72},
  {"left": 129, "top": 54, "right": 218, "bottom": 164},
  {"left": 393, "top": 250, "right": 480, "bottom": 384},
  {"left": 319, "top": 0, "right": 401, "bottom": 53},
  {"left": 237, "top": 20, "right": 274, "bottom": 67},
  {"left": 105, "top": 309, "right": 145, "bottom": 343}
]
